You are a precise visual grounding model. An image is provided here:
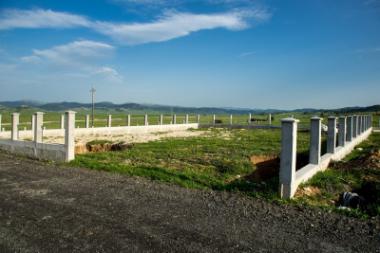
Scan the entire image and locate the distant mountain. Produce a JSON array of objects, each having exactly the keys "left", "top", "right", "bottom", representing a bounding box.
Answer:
[{"left": 0, "top": 100, "right": 379, "bottom": 115}]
